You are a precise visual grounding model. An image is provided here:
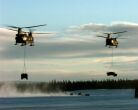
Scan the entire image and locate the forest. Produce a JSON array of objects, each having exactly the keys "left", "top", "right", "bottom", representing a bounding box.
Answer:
[{"left": 0, "top": 79, "right": 138, "bottom": 93}]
